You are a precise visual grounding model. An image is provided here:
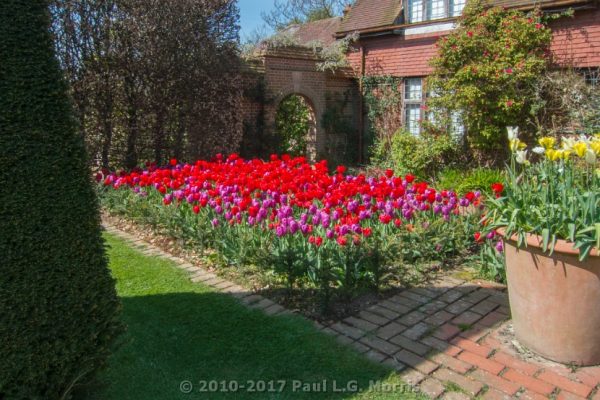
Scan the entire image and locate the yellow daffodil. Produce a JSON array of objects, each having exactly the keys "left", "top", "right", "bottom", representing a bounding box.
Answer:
[
  {"left": 538, "top": 136, "right": 556, "bottom": 150},
  {"left": 561, "top": 150, "right": 572, "bottom": 160},
  {"left": 573, "top": 142, "right": 588, "bottom": 158},
  {"left": 509, "top": 139, "right": 526, "bottom": 152},
  {"left": 591, "top": 140, "right": 600, "bottom": 156},
  {"left": 546, "top": 149, "right": 560, "bottom": 161}
]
